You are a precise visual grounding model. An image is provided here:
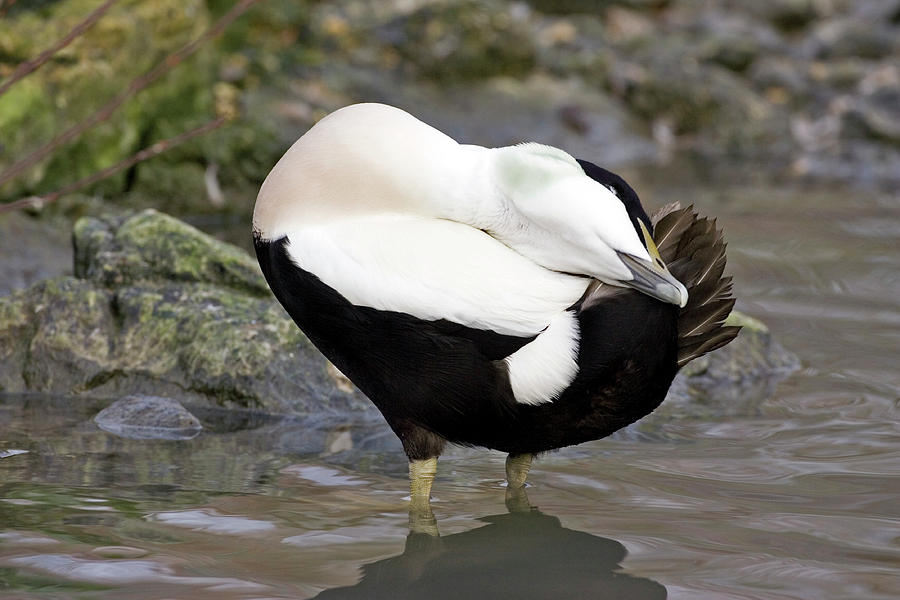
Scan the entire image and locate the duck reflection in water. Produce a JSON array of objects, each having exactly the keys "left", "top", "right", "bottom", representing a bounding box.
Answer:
[{"left": 313, "top": 490, "right": 666, "bottom": 600}]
